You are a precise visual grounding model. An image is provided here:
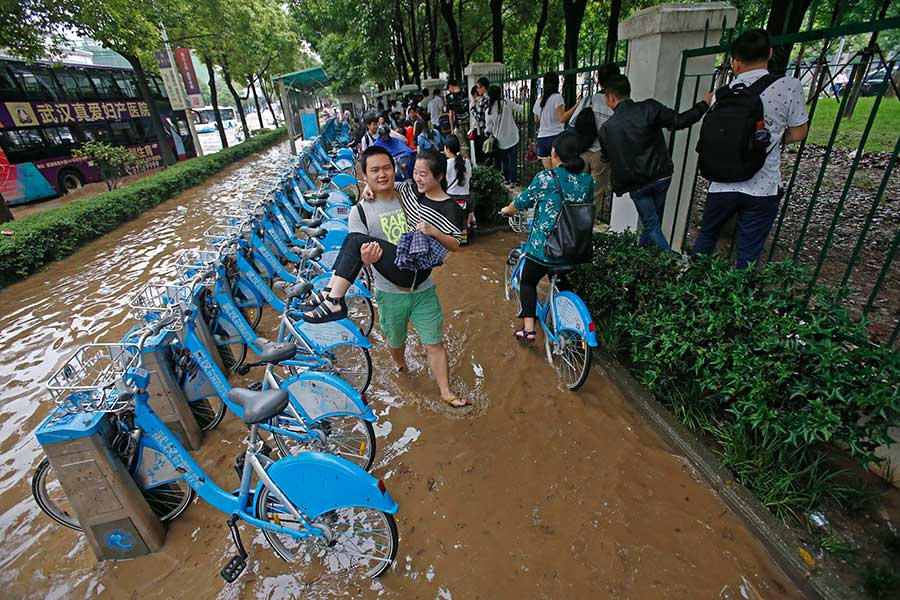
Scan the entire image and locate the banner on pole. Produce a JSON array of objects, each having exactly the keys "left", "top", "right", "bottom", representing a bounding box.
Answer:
[
  {"left": 174, "top": 48, "right": 204, "bottom": 109},
  {"left": 154, "top": 50, "right": 188, "bottom": 111}
]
